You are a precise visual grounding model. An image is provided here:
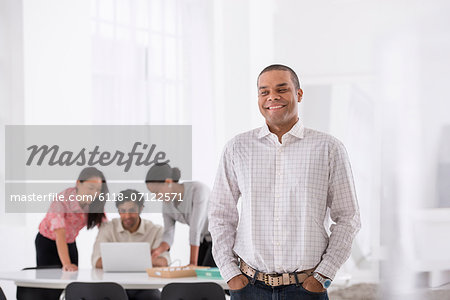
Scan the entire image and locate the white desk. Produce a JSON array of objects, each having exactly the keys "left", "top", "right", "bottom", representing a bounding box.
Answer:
[{"left": 0, "top": 268, "right": 227, "bottom": 290}]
